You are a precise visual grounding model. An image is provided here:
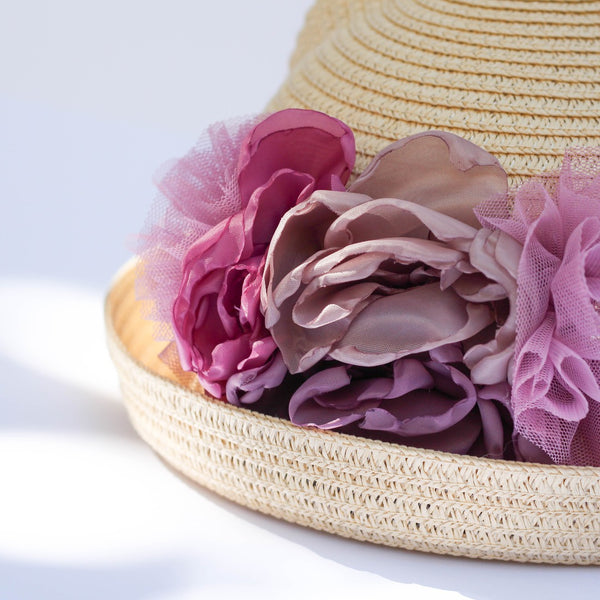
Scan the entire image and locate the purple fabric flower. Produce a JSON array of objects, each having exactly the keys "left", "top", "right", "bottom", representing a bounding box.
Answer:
[
  {"left": 171, "top": 109, "right": 355, "bottom": 400},
  {"left": 478, "top": 150, "right": 600, "bottom": 465},
  {"left": 262, "top": 132, "right": 517, "bottom": 387},
  {"left": 289, "top": 344, "right": 511, "bottom": 457}
]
